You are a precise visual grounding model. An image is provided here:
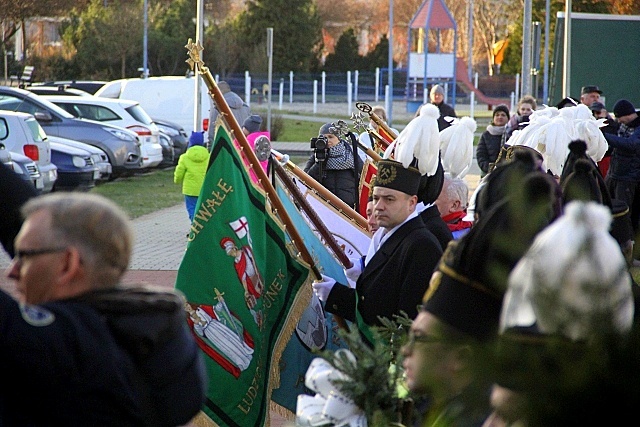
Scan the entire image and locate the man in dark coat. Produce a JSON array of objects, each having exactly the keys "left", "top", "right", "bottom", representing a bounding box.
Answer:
[
  {"left": 311, "top": 159, "right": 443, "bottom": 344},
  {"left": 0, "top": 162, "right": 37, "bottom": 257},
  {"left": 430, "top": 84, "right": 457, "bottom": 131},
  {"left": 417, "top": 158, "right": 453, "bottom": 251}
]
